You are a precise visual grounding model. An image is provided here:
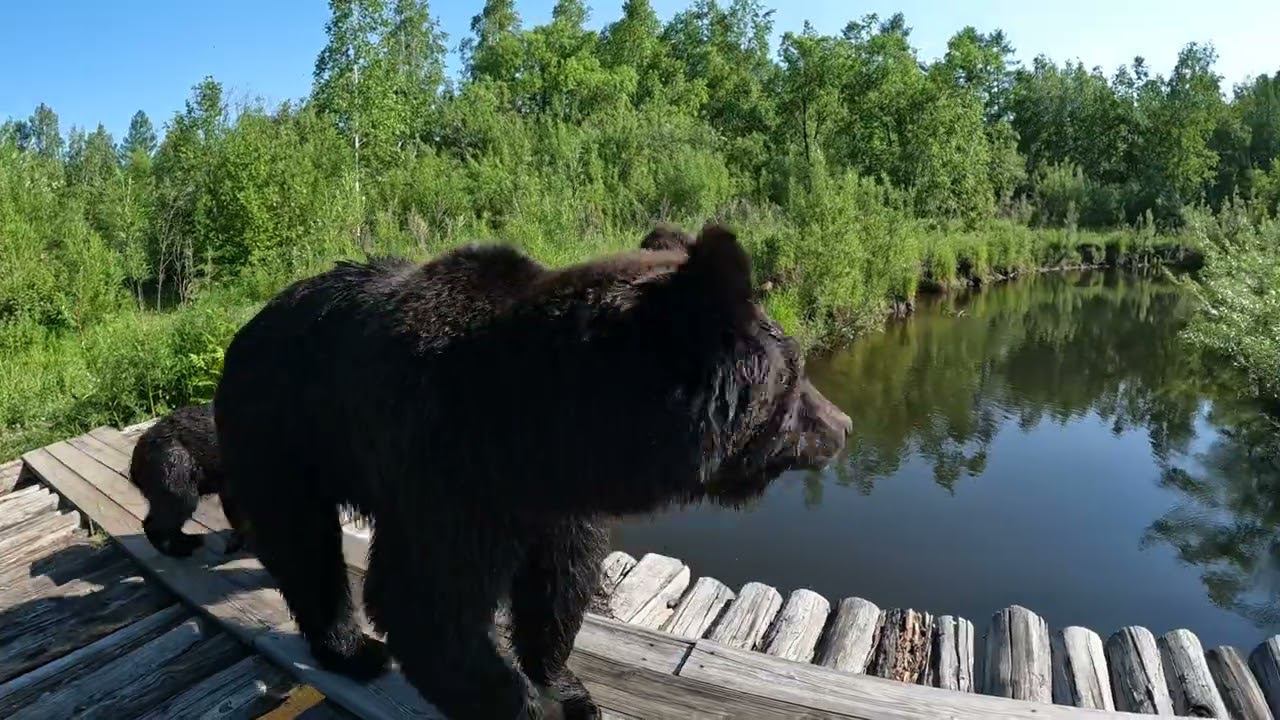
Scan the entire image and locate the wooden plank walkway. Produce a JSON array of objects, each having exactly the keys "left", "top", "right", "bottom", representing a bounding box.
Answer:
[{"left": 4, "top": 424, "right": 1277, "bottom": 717}]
